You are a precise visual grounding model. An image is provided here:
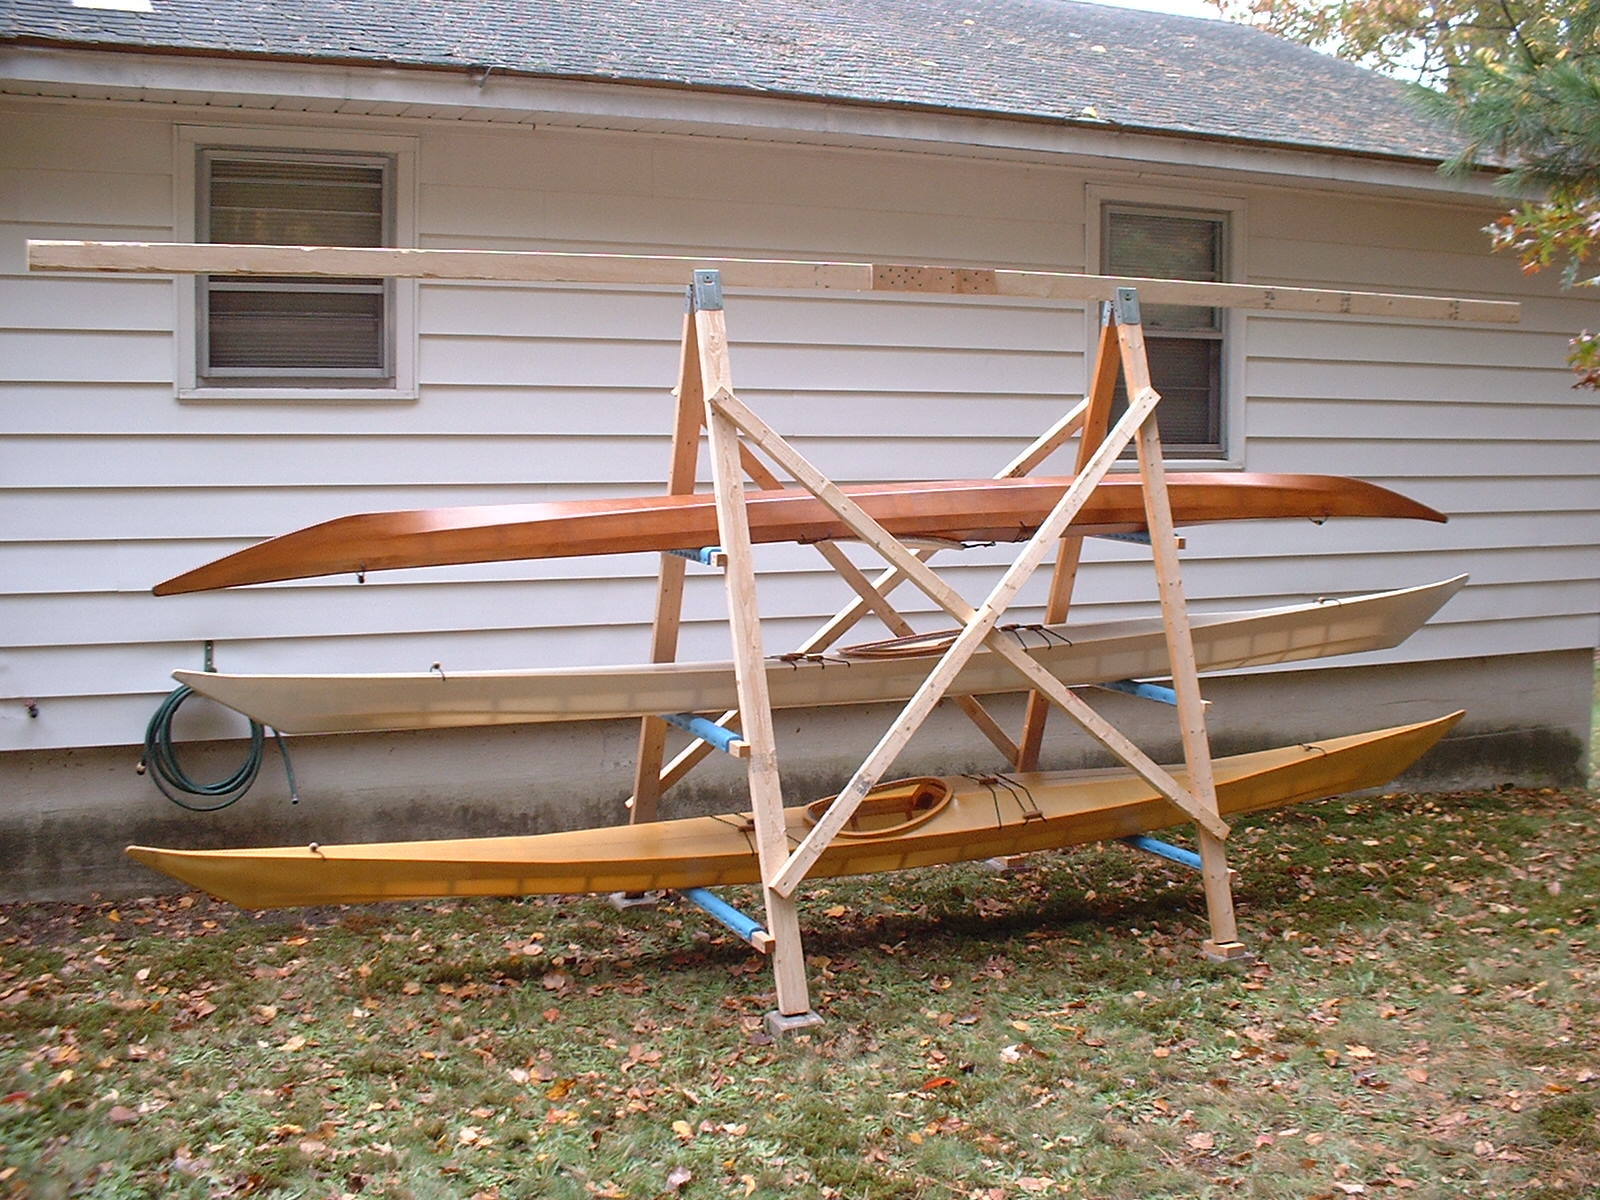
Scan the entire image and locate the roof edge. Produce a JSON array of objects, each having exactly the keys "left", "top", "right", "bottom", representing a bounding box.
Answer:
[{"left": 0, "top": 39, "right": 1512, "bottom": 197}]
